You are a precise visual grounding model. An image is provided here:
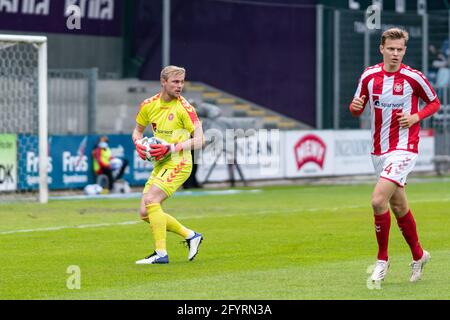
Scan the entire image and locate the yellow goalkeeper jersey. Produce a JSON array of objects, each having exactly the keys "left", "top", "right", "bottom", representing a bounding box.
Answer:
[
  {"left": 135, "top": 94, "right": 200, "bottom": 163},
  {"left": 136, "top": 94, "right": 199, "bottom": 143}
]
